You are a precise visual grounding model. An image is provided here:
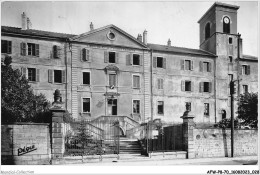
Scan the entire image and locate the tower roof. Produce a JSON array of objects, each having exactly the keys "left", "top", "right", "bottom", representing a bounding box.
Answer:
[{"left": 198, "top": 2, "right": 240, "bottom": 23}]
